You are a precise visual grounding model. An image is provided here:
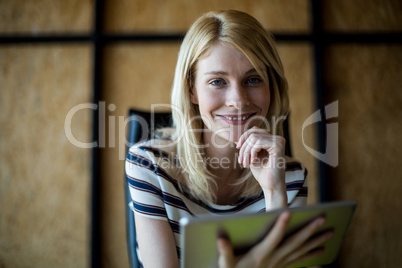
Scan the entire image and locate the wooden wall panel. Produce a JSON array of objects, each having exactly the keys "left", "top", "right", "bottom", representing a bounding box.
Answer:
[
  {"left": 104, "top": 0, "right": 310, "bottom": 33},
  {"left": 324, "top": 44, "right": 402, "bottom": 267},
  {"left": 277, "top": 43, "right": 318, "bottom": 204},
  {"left": 321, "top": 0, "right": 402, "bottom": 266},
  {"left": 100, "top": 43, "right": 180, "bottom": 267},
  {"left": 0, "top": 45, "right": 92, "bottom": 267},
  {"left": 322, "top": 0, "right": 402, "bottom": 32},
  {"left": 0, "top": 0, "right": 93, "bottom": 33}
]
